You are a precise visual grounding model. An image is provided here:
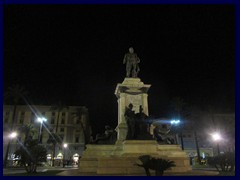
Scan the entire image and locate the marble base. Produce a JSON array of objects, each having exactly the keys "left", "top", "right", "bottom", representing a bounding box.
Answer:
[{"left": 79, "top": 140, "right": 192, "bottom": 175}]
